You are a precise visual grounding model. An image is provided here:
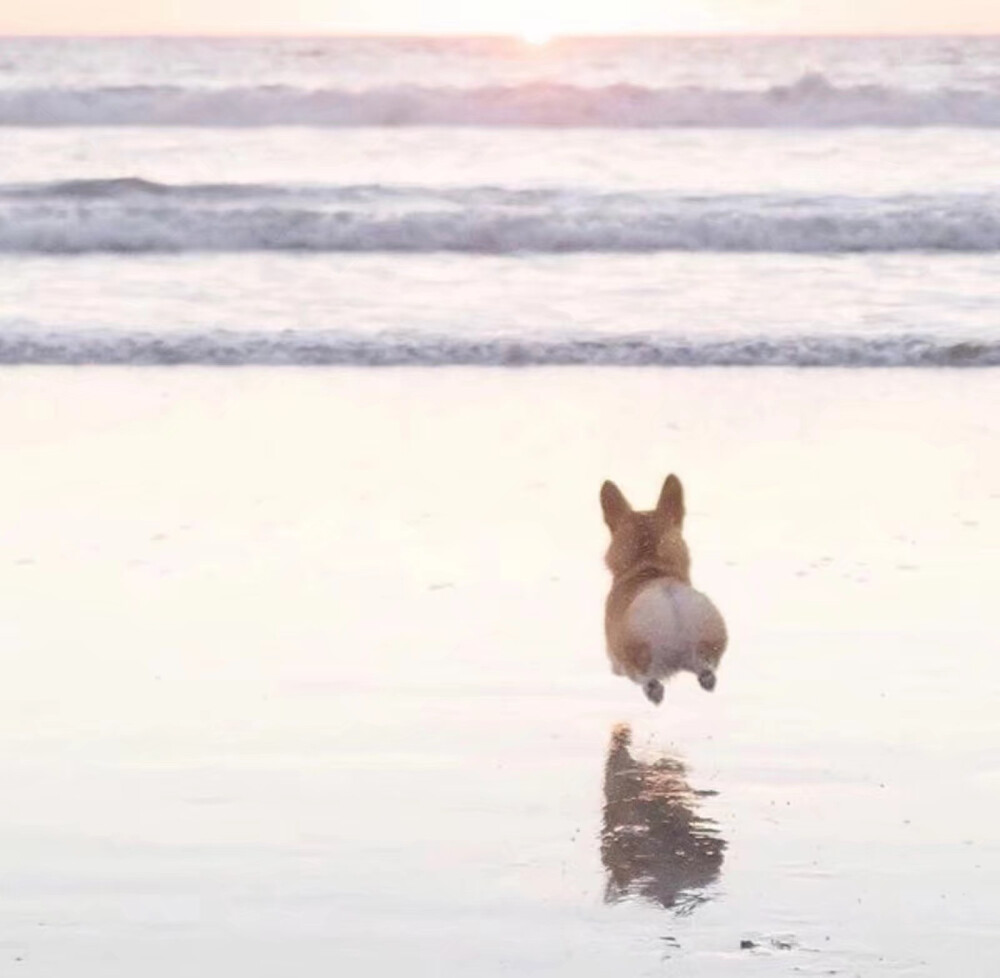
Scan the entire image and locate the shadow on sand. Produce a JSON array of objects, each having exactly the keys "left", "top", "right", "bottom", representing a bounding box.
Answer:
[{"left": 601, "top": 723, "right": 726, "bottom": 915}]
